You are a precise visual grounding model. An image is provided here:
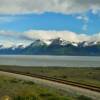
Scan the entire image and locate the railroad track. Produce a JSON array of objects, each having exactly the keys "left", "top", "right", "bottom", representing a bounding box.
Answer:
[{"left": 0, "top": 69, "right": 100, "bottom": 93}]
